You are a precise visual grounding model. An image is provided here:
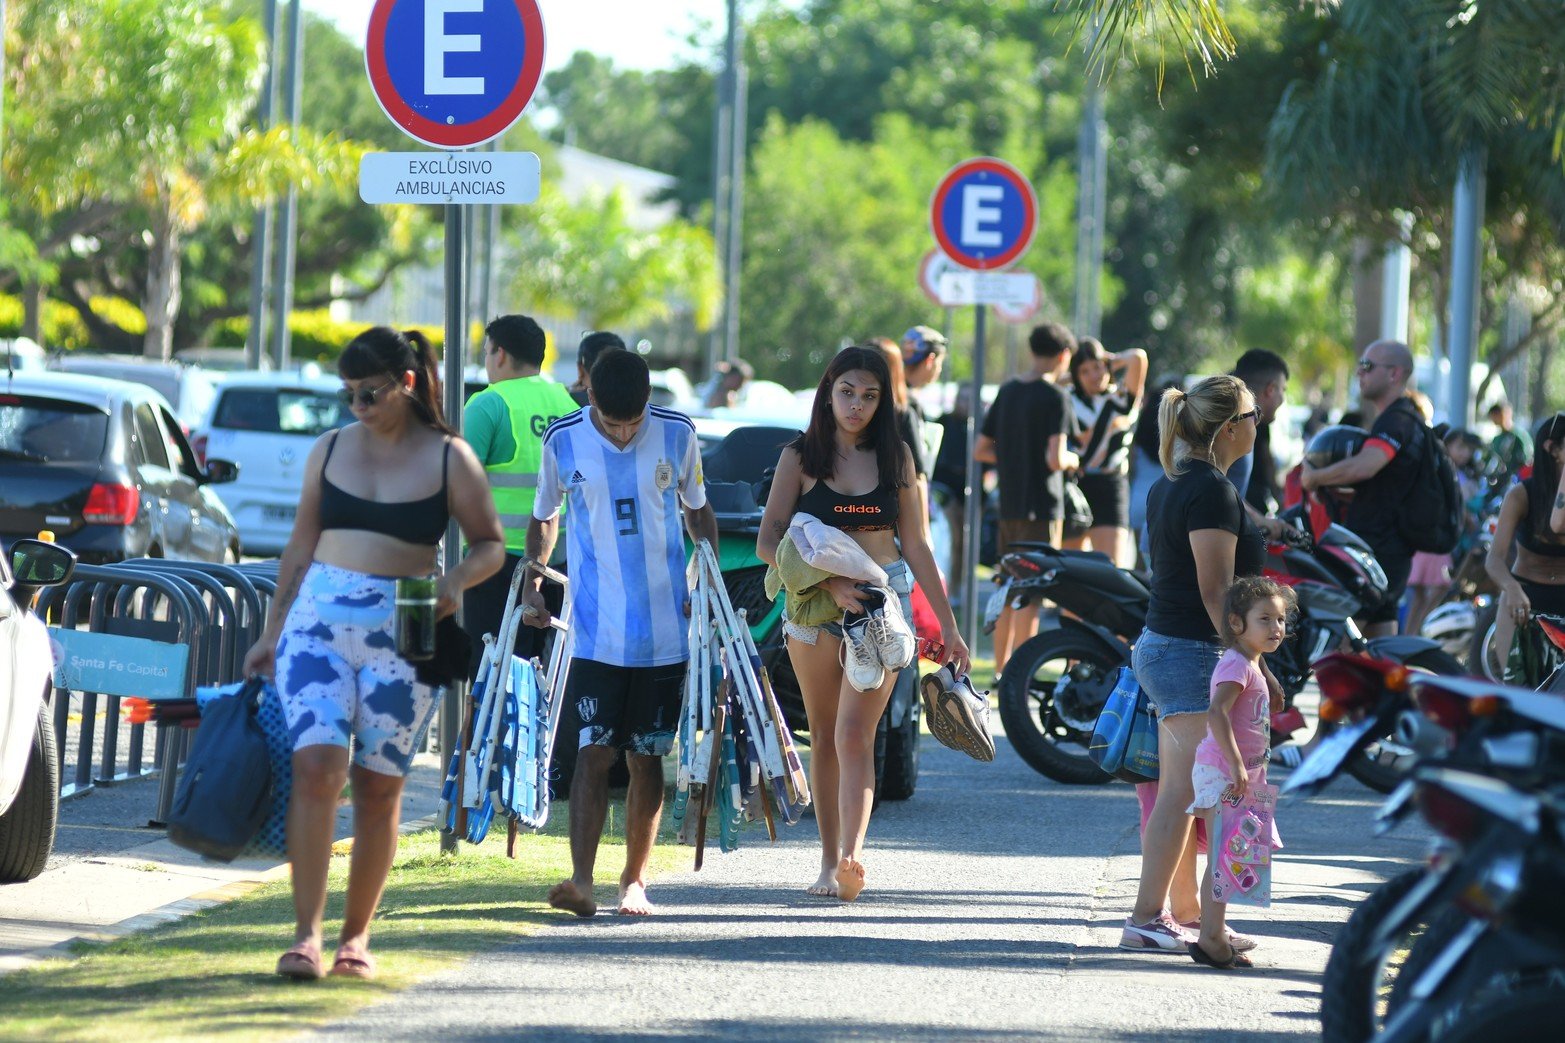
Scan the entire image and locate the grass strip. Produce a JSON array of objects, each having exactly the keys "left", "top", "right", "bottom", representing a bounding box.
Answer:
[{"left": 0, "top": 804, "right": 682, "bottom": 1042}]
